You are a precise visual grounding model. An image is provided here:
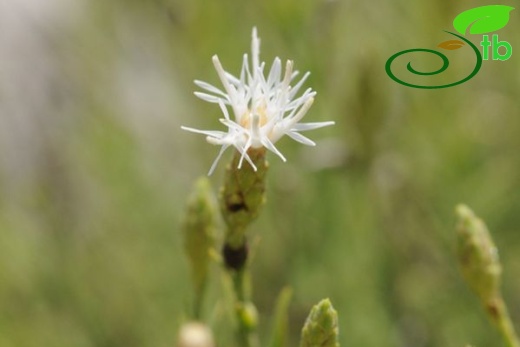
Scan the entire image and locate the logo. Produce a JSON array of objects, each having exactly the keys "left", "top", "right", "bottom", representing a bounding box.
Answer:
[{"left": 385, "top": 5, "right": 515, "bottom": 89}]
